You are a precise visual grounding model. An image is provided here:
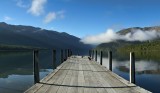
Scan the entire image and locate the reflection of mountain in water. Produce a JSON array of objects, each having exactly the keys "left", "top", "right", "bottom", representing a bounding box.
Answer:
[
  {"left": 113, "top": 60, "right": 160, "bottom": 74},
  {"left": 0, "top": 51, "right": 58, "bottom": 78}
]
